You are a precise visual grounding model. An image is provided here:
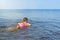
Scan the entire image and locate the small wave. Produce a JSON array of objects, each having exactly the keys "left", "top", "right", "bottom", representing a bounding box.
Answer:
[{"left": 0, "top": 26, "right": 6, "bottom": 28}]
